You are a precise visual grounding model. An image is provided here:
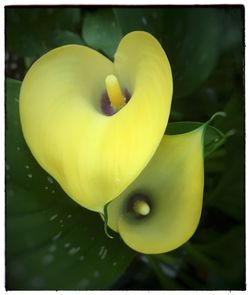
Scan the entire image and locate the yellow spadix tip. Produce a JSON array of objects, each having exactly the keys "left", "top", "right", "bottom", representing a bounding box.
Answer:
[
  {"left": 105, "top": 74, "right": 126, "bottom": 110},
  {"left": 133, "top": 200, "right": 151, "bottom": 216}
]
